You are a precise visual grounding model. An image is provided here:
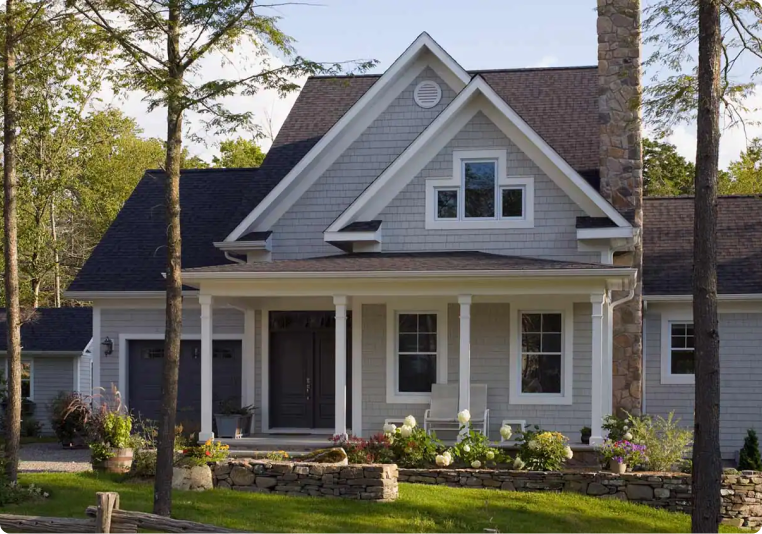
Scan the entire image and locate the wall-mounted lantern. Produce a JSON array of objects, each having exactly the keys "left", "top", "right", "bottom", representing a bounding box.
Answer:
[{"left": 101, "top": 337, "right": 113, "bottom": 356}]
